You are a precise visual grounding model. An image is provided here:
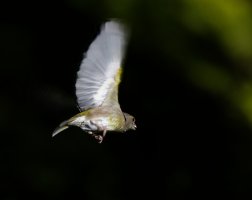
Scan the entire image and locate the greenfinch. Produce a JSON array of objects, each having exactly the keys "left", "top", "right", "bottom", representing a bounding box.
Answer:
[{"left": 52, "top": 20, "right": 136, "bottom": 143}]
